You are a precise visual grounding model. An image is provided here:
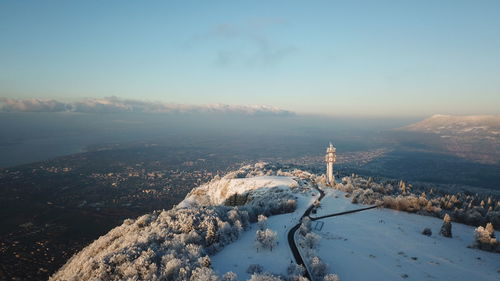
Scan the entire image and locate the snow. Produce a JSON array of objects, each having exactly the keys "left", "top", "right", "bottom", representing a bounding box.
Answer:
[
  {"left": 312, "top": 191, "right": 500, "bottom": 281},
  {"left": 49, "top": 163, "right": 500, "bottom": 281},
  {"left": 313, "top": 188, "right": 364, "bottom": 216},
  {"left": 179, "top": 176, "right": 299, "bottom": 208},
  {"left": 211, "top": 187, "right": 320, "bottom": 279},
  {"left": 213, "top": 185, "right": 500, "bottom": 281}
]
